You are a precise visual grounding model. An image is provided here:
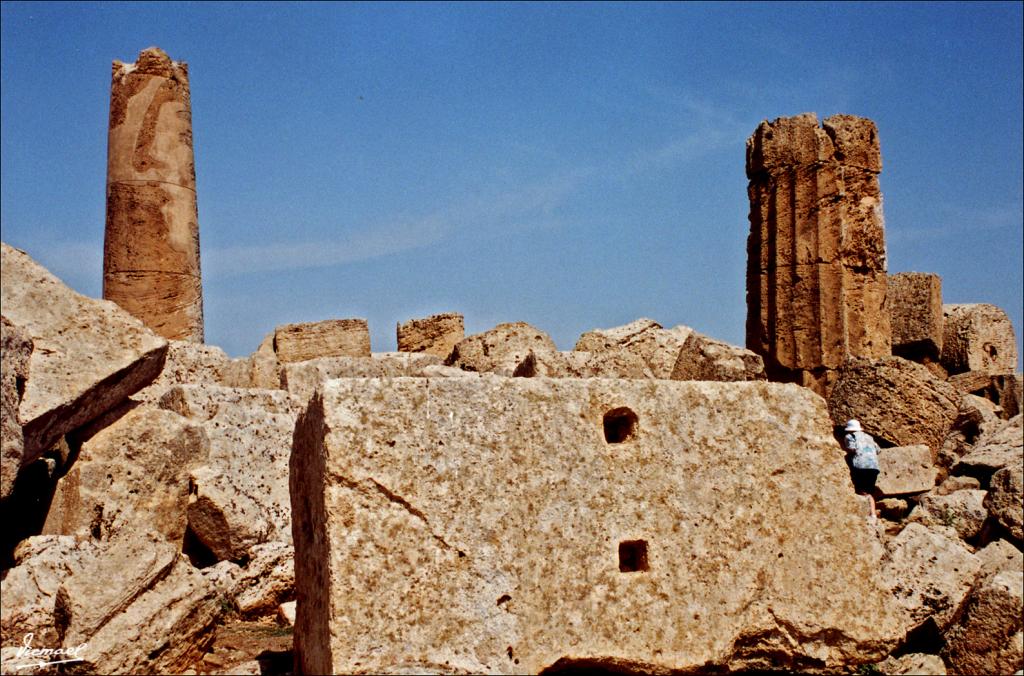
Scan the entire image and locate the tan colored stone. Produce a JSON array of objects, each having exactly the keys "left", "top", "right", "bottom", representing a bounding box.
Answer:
[
  {"left": 941, "top": 304, "right": 1018, "bottom": 376},
  {"left": 274, "top": 319, "right": 370, "bottom": 363},
  {"left": 876, "top": 445, "right": 936, "bottom": 497},
  {"left": 987, "top": 464, "right": 1023, "bottom": 543},
  {"left": 41, "top": 406, "right": 208, "bottom": 543},
  {"left": 877, "top": 652, "right": 947, "bottom": 675},
  {"left": 827, "top": 356, "right": 959, "bottom": 454},
  {"left": 447, "top": 322, "right": 560, "bottom": 375},
  {"left": 131, "top": 340, "right": 232, "bottom": 403},
  {"left": 397, "top": 313, "right": 465, "bottom": 358},
  {"left": 888, "top": 272, "right": 943, "bottom": 361},
  {"left": 557, "top": 350, "right": 653, "bottom": 379},
  {"left": 909, "top": 490, "right": 988, "bottom": 542},
  {"left": 574, "top": 319, "right": 692, "bottom": 379},
  {"left": 159, "top": 385, "right": 299, "bottom": 560},
  {"left": 278, "top": 601, "right": 297, "bottom": 627},
  {"left": 882, "top": 522, "right": 981, "bottom": 633},
  {"left": 976, "top": 539, "right": 1024, "bottom": 577},
  {"left": 954, "top": 415, "right": 1023, "bottom": 480},
  {"left": 202, "top": 541, "right": 294, "bottom": 617},
  {"left": 997, "top": 373, "right": 1023, "bottom": 418},
  {"left": 746, "top": 113, "right": 891, "bottom": 395},
  {"left": 935, "top": 475, "right": 981, "bottom": 496},
  {"left": 1, "top": 535, "right": 85, "bottom": 649},
  {"left": 671, "top": 330, "right": 765, "bottom": 381},
  {"left": 104, "top": 47, "right": 203, "bottom": 342},
  {"left": 942, "top": 569, "right": 1023, "bottom": 675},
  {"left": 291, "top": 376, "right": 904, "bottom": 674},
  {"left": 1, "top": 243, "right": 168, "bottom": 461},
  {"left": 281, "top": 353, "right": 442, "bottom": 401},
  {"left": 1, "top": 316, "right": 32, "bottom": 500}
]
